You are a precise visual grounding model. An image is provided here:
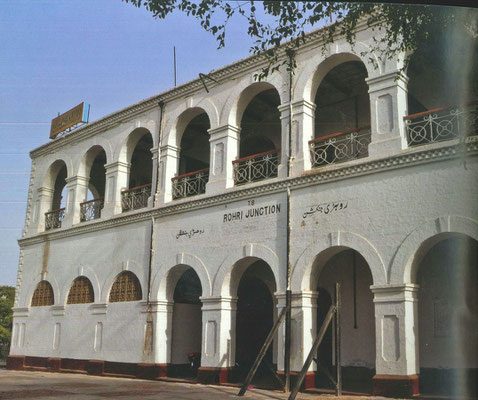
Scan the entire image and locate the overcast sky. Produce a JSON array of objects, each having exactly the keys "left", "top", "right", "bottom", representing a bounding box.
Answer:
[{"left": 0, "top": 0, "right": 270, "bottom": 286}]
